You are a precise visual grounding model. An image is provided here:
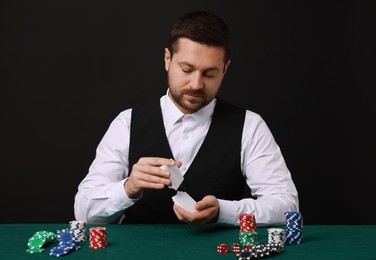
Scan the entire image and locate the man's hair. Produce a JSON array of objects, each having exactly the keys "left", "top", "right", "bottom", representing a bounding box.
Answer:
[{"left": 168, "top": 11, "right": 232, "bottom": 63}]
